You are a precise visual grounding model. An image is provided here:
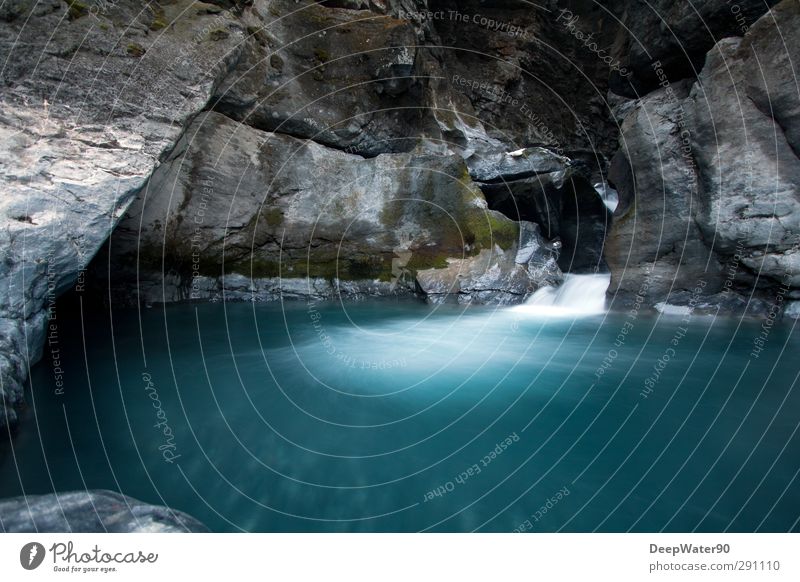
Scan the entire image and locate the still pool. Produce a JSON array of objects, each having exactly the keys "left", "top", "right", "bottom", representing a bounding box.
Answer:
[{"left": 1, "top": 297, "right": 799, "bottom": 532}]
